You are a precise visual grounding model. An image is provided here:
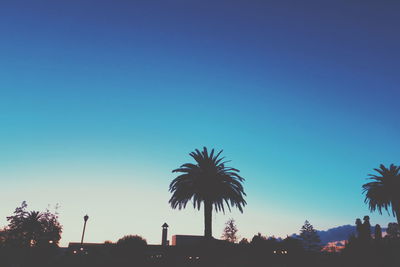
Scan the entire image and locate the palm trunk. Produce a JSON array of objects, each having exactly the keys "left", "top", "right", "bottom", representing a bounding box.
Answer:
[
  {"left": 392, "top": 201, "right": 400, "bottom": 226},
  {"left": 395, "top": 205, "right": 400, "bottom": 226},
  {"left": 204, "top": 200, "right": 212, "bottom": 239},
  {"left": 397, "top": 212, "right": 400, "bottom": 226}
]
